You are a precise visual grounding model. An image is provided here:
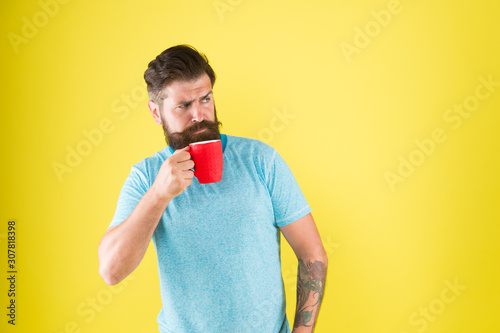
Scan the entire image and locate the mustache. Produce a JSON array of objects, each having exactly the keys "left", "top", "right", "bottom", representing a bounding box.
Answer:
[{"left": 181, "top": 119, "right": 221, "bottom": 135}]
